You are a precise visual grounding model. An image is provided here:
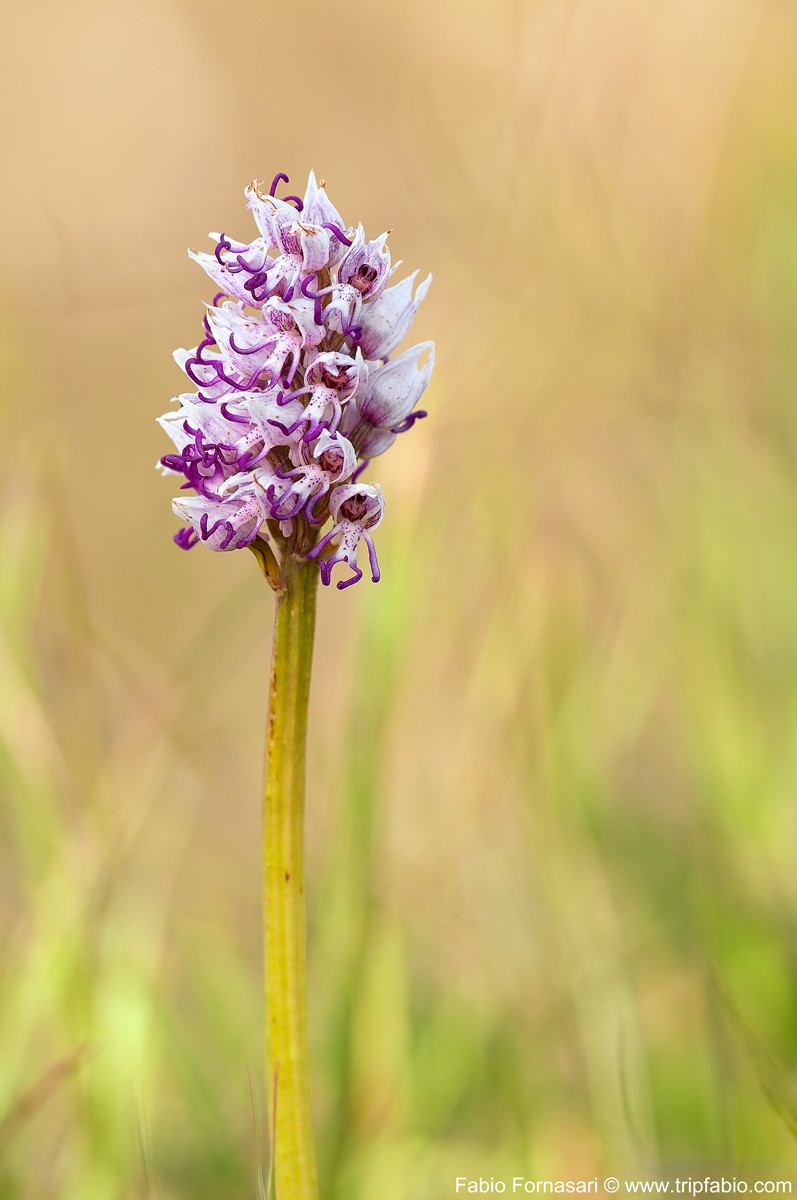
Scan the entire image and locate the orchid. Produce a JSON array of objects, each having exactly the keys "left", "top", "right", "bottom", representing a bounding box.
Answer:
[
  {"left": 159, "top": 170, "right": 432, "bottom": 590},
  {"left": 307, "top": 482, "right": 385, "bottom": 588},
  {"left": 157, "top": 172, "right": 433, "bottom": 1200}
]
